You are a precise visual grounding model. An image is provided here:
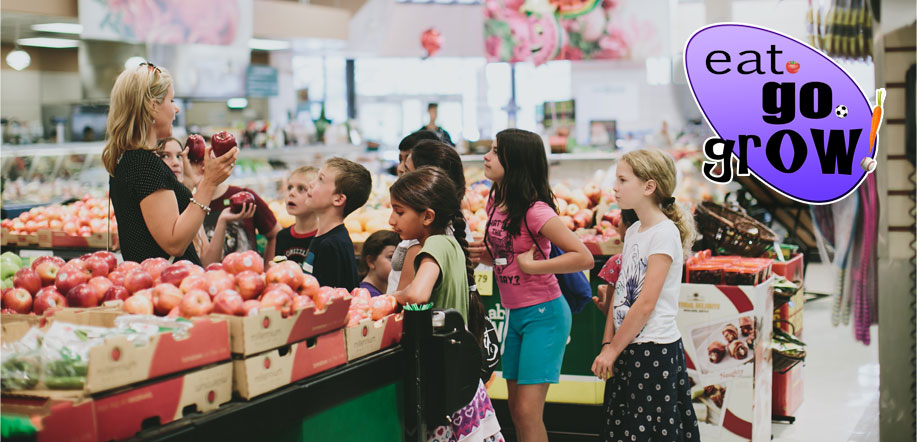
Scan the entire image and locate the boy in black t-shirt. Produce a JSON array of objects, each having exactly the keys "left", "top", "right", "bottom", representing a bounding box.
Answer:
[
  {"left": 275, "top": 166, "right": 319, "bottom": 264},
  {"left": 302, "top": 158, "right": 371, "bottom": 291}
]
